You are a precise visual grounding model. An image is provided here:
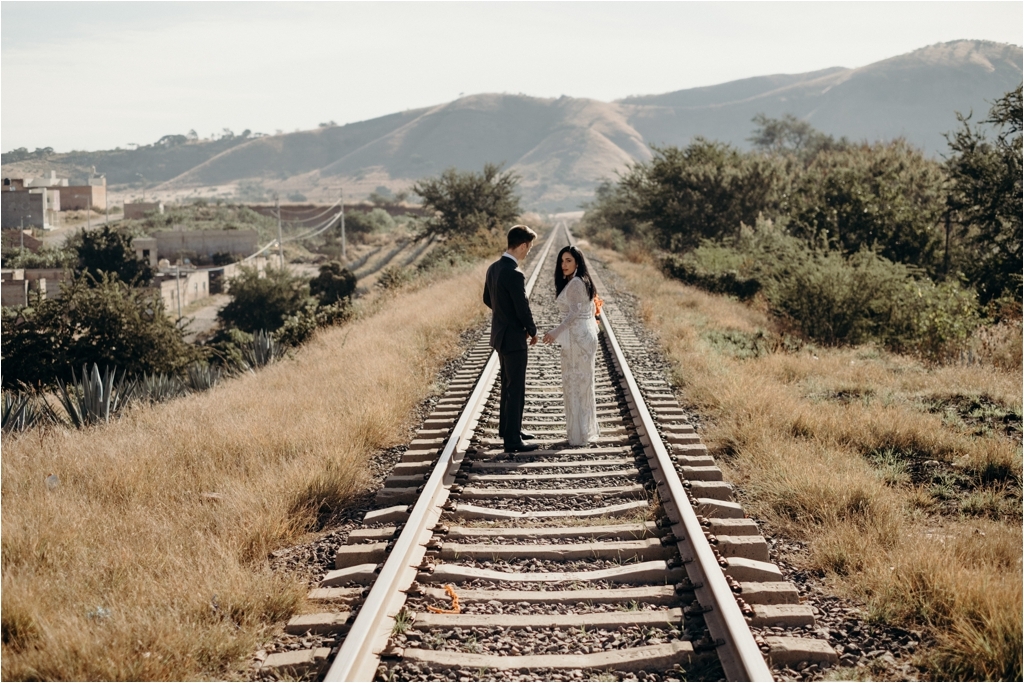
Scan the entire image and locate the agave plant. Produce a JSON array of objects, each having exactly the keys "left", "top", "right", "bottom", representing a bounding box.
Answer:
[
  {"left": 1, "top": 388, "right": 52, "bottom": 433},
  {"left": 55, "top": 364, "right": 137, "bottom": 429},
  {"left": 185, "top": 362, "right": 221, "bottom": 392},
  {"left": 137, "top": 372, "right": 189, "bottom": 403},
  {"left": 243, "top": 330, "right": 281, "bottom": 370}
]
